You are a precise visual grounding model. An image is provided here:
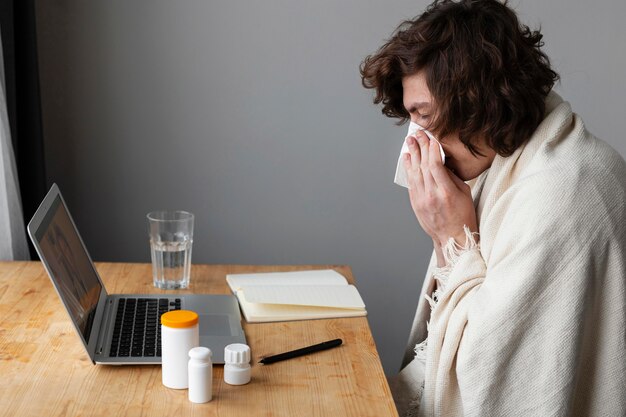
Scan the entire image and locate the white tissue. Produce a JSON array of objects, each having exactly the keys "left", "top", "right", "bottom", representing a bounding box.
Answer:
[{"left": 394, "top": 122, "right": 446, "bottom": 188}]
